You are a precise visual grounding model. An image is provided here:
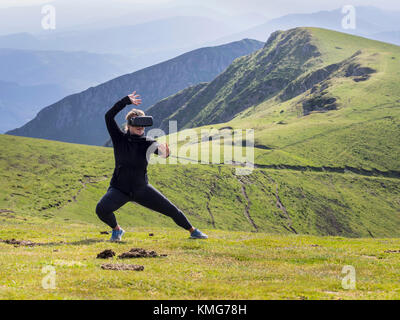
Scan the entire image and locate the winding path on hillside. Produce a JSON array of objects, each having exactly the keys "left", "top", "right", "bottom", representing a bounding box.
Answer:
[
  {"left": 55, "top": 175, "right": 110, "bottom": 211},
  {"left": 232, "top": 171, "right": 259, "bottom": 232},
  {"left": 169, "top": 155, "right": 400, "bottom": 179}
]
